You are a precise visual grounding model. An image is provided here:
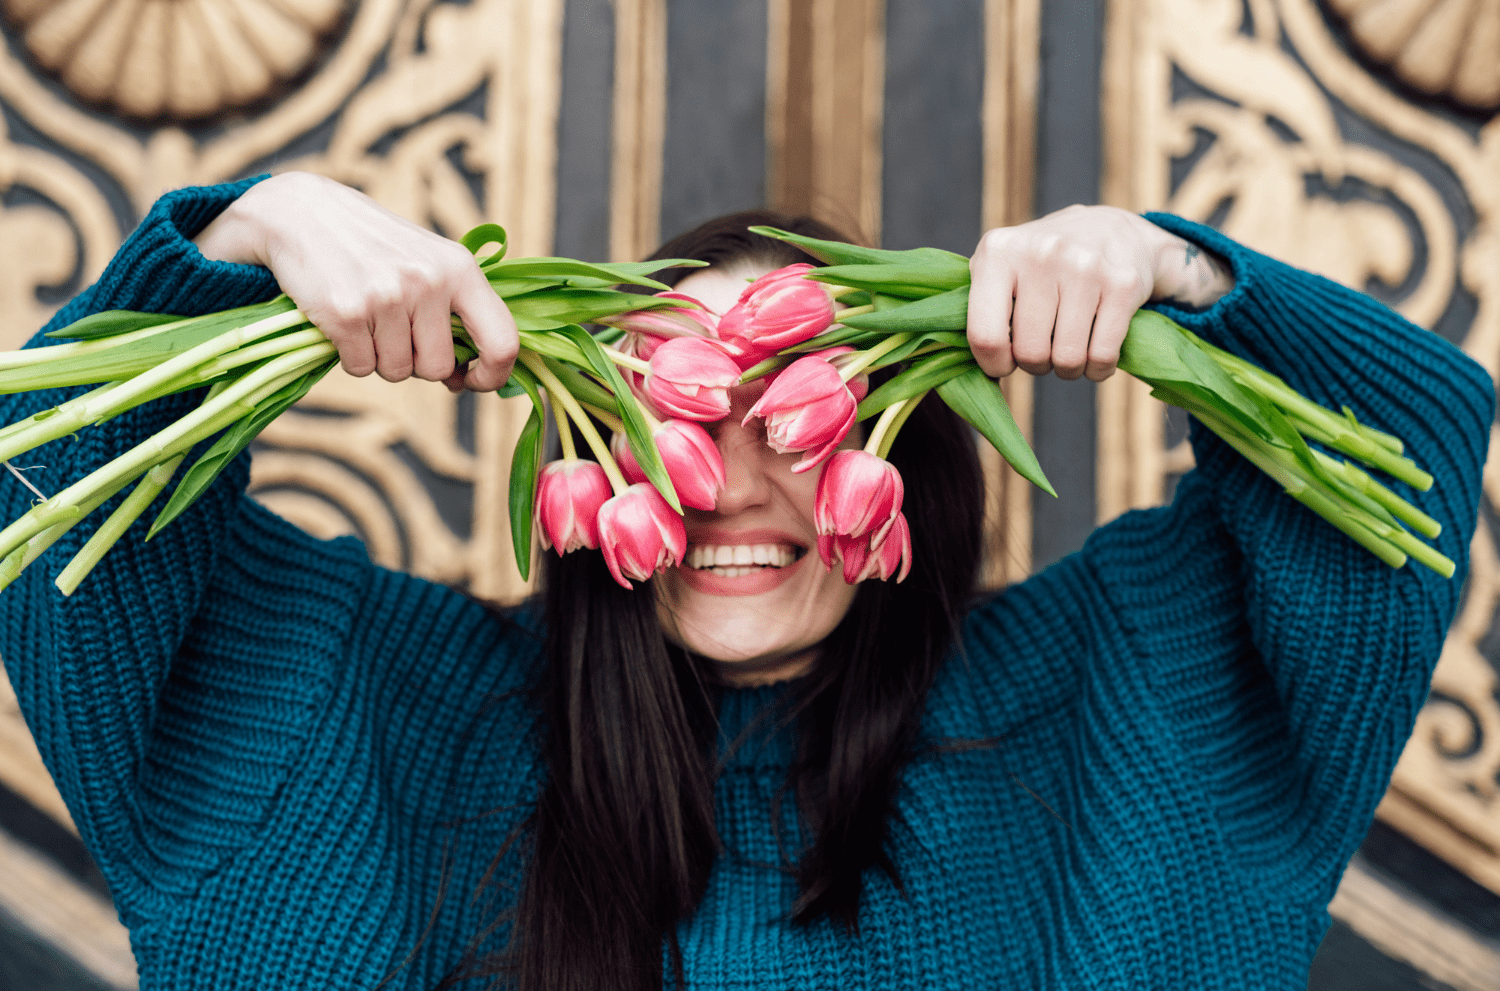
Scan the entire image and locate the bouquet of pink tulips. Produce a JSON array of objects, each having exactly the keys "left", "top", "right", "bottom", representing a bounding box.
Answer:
[{"left": 0, "top": 223, "right": 1454, "bottom": 596}]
